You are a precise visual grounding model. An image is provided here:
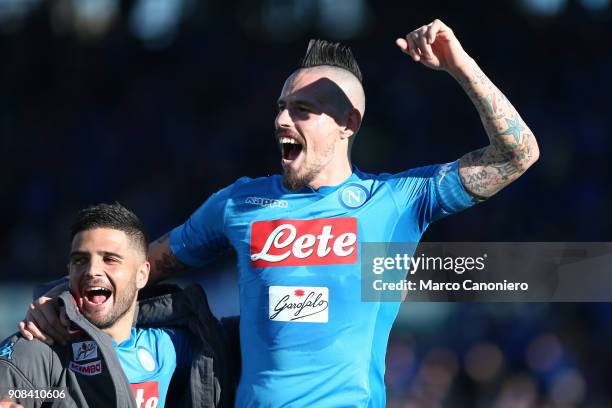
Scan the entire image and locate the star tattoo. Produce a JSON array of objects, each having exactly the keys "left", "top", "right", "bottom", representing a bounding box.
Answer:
[{"left": 501, "top": 114, "right": 525, "bottom": 144}]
